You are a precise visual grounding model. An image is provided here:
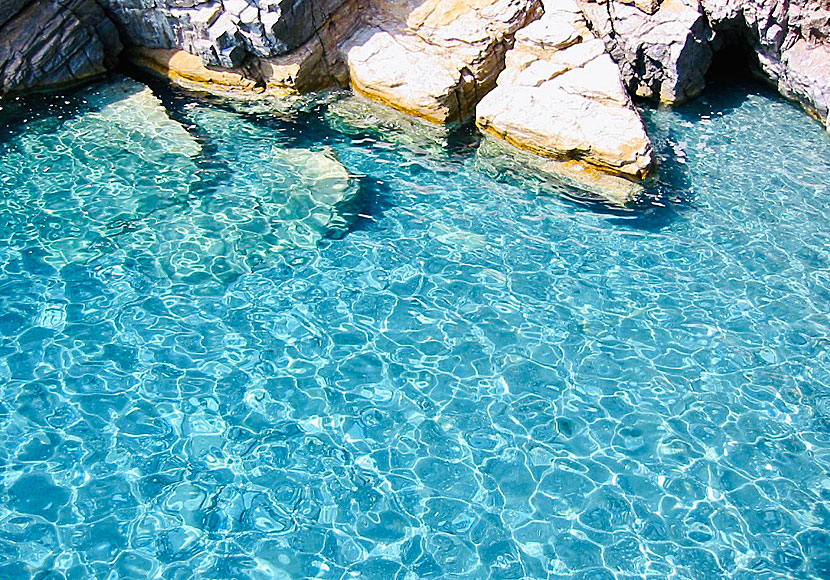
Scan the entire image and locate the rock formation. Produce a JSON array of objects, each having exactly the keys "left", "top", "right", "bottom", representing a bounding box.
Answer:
[
  {"left": 1, "top": 0, "right": 829, "bottom": 202},
  {"left": 577, "top": 0, "right": 713, "bottom": 103},
  {"left": 476, "top": 0, "right": 654, "bottom": 182},
  {"left": 0, "top": 0, "right": 121, "bottom": 94},
  {"left": 116, "top": 0, "right": 365, "bottom": 95},
  {"left": 578, "top": 0, "right": 830, "bottom": 125},
  {"left": 99, "top": 0, "right": 351, "bottom": 68},
  {"left": 344, "top": 0, "right": 543, "bottom": 124}
]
